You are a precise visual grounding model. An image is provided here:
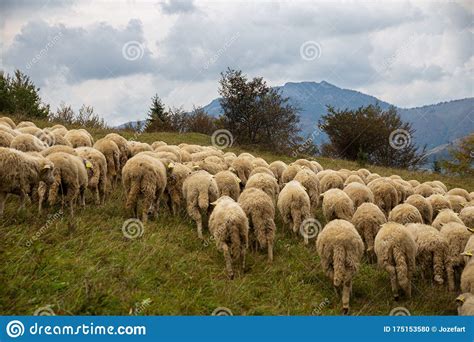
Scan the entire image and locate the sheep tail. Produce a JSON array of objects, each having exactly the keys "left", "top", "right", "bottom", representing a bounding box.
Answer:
[
  {"left": 229, "top": 220, "right": 241, "bottom": 261},
  {"left": 393, "top": 246, "right": 409, "bottom": 290},
  {"left": 333, "top": 245, "right": 346, "bottom": 287}
]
